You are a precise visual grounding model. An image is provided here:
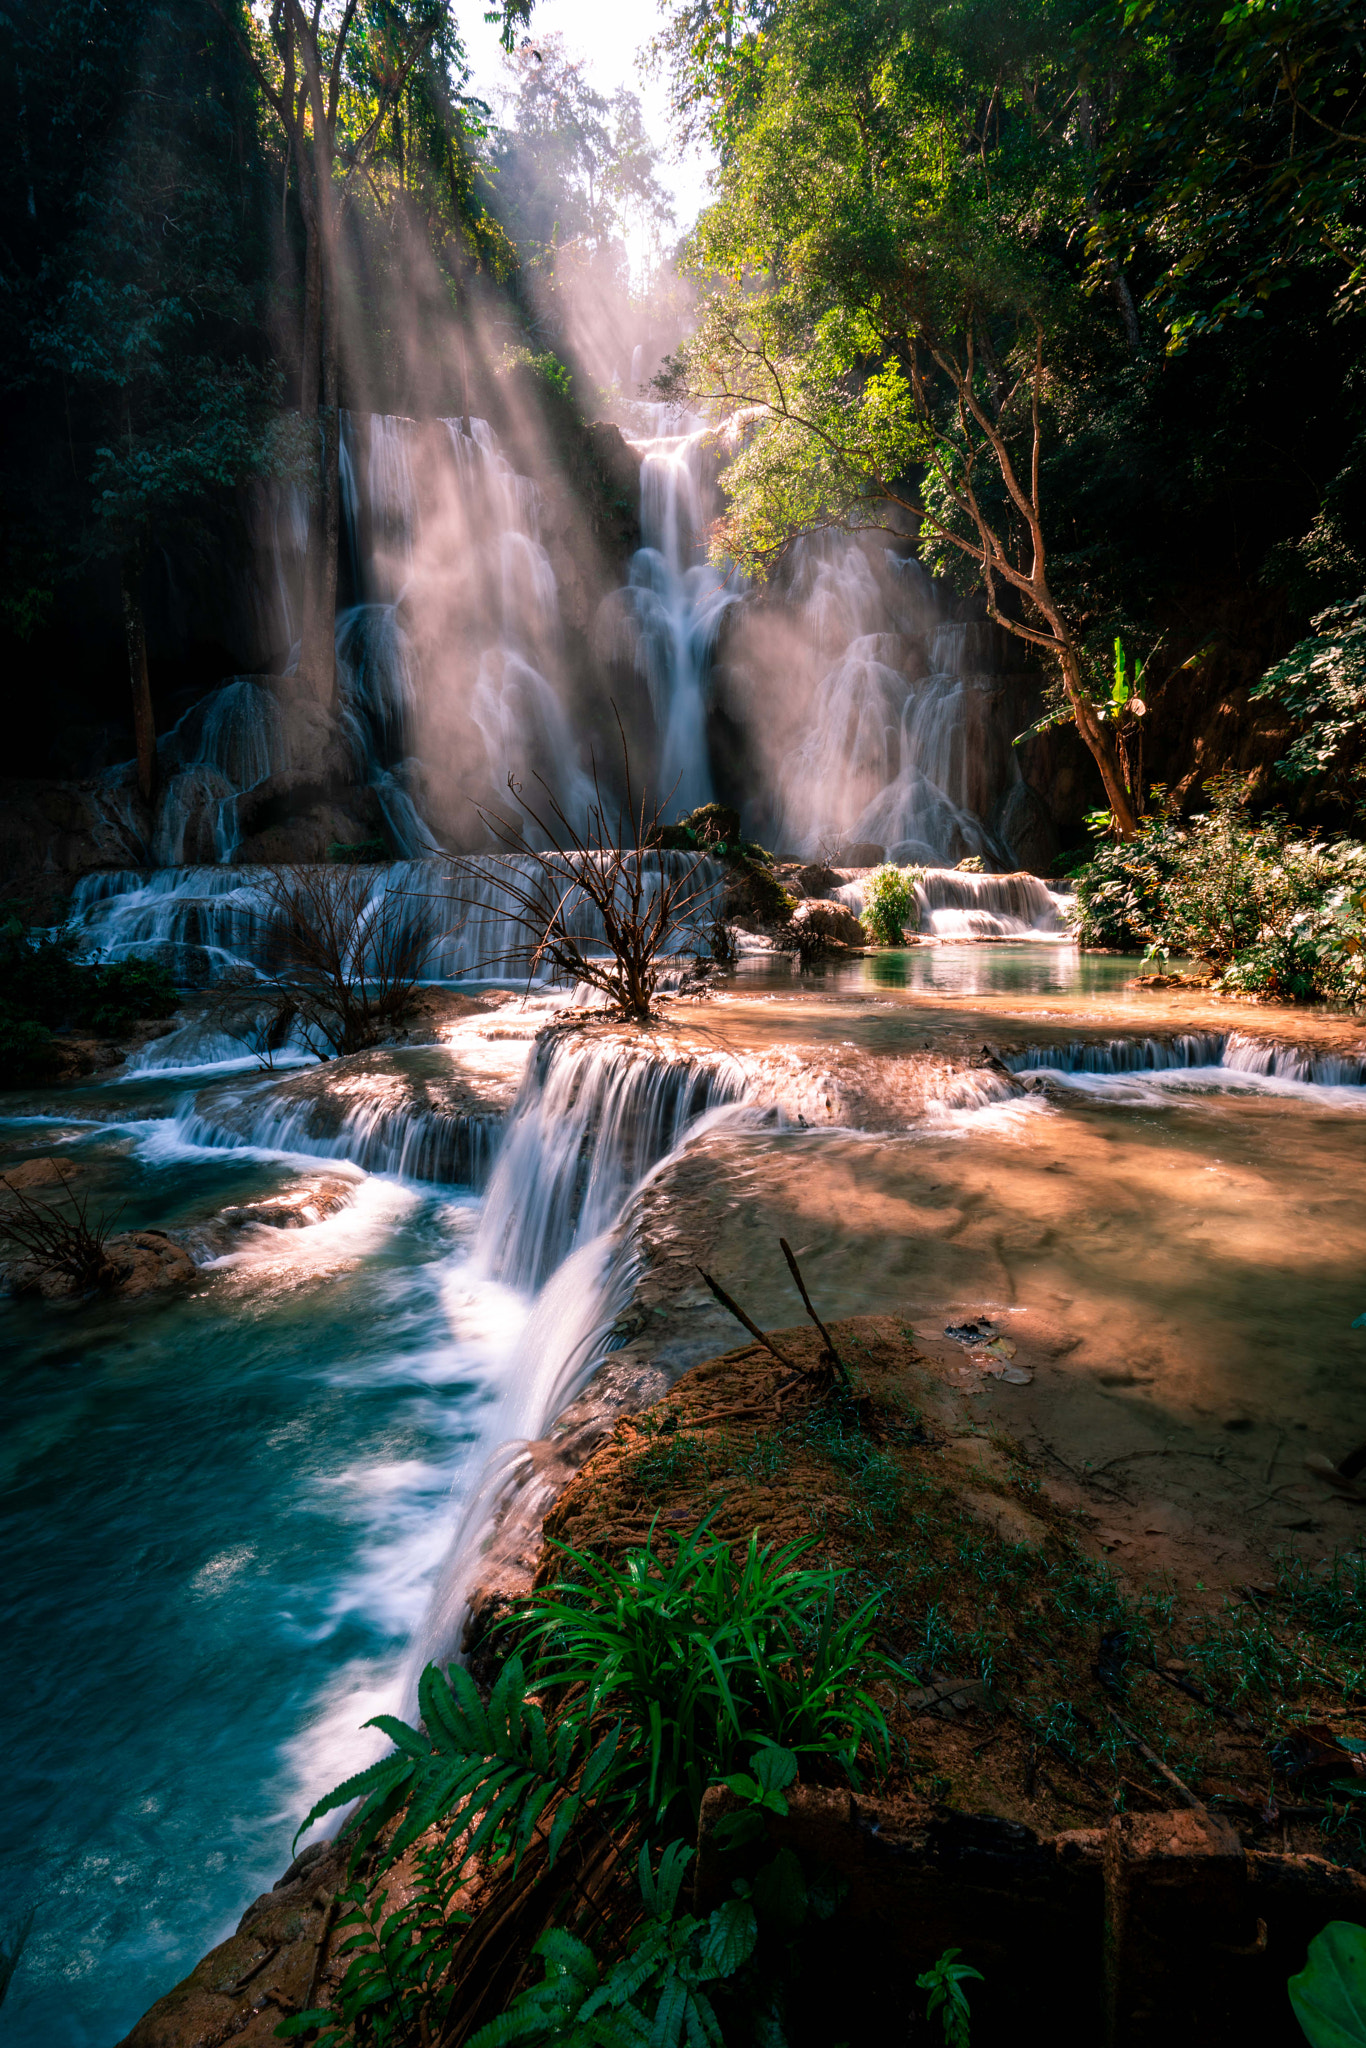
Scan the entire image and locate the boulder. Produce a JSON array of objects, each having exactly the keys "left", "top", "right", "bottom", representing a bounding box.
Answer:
[
  {"left": 1, "top": 1155, "right": 81, "bottom": 1191},
  {"left": 791, "top": 897, "right": 866, "bottom": 948}
]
